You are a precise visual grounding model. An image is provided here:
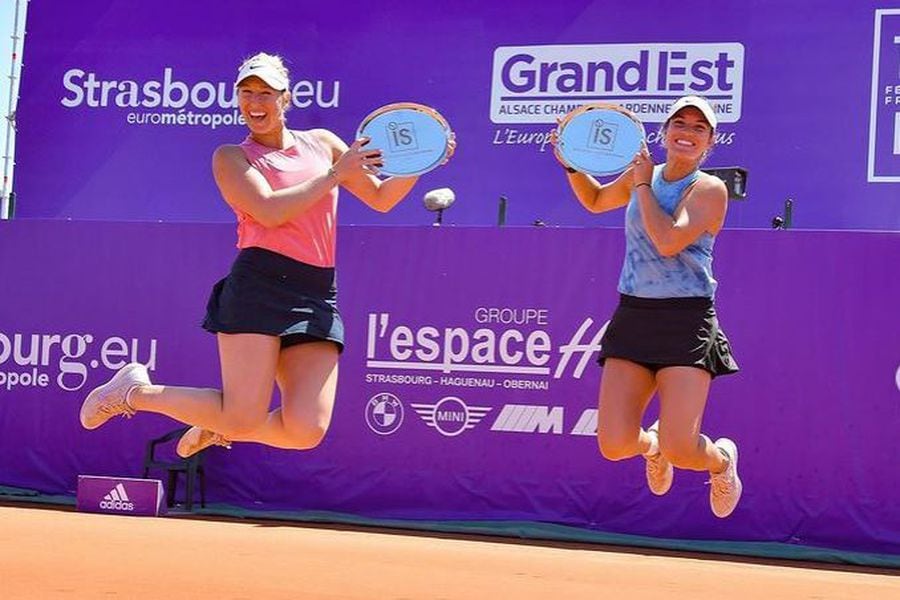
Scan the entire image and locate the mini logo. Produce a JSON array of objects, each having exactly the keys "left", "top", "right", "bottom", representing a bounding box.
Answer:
[
  {"left": 99, "top": 483, "right": 135, "bottom": 512},
  {"left": 365, "top": 392, "right": 405, "bottom": 435},
  {"left": 411, "top": 396, "right": 491, "bottom": 437}
]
